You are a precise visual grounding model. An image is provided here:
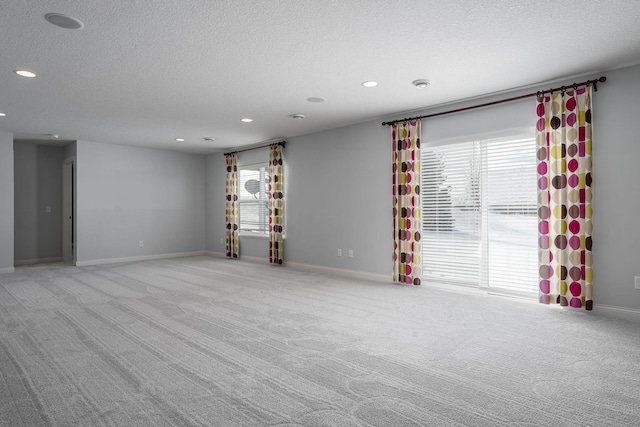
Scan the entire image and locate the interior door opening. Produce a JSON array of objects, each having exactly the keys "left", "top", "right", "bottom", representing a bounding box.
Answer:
[{"left": 62, "top": 157, "right": 75, "bottom": 264}]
